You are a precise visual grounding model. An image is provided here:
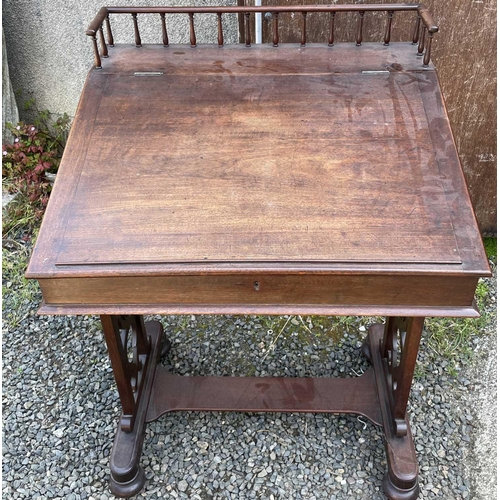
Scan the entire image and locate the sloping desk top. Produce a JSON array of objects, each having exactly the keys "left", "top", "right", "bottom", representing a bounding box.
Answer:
[{"left": 26, "top": 43, "right": 490, "bottom": 316}]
